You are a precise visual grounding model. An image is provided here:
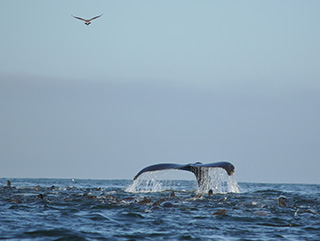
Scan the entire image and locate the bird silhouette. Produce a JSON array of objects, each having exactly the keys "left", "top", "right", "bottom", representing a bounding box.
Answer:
[{"left": 72, "top": 14, "right": 103, "bottom": 26}]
